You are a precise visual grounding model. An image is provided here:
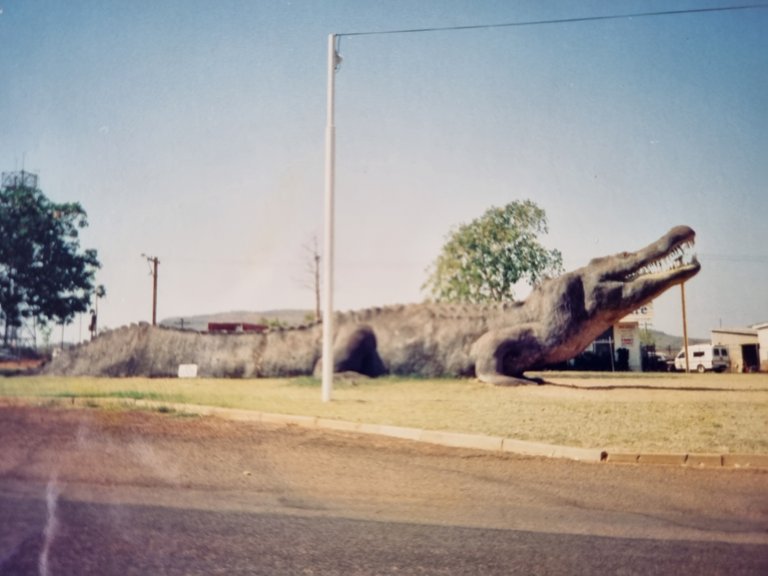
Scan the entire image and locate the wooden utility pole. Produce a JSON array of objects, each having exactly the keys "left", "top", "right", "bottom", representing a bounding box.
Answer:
[
  {"left": 681, "top": 281, "right": 690, "bottom": 373},
  {"left": 142, "top": 255, "right": 160, "bottom": 326},
  {"left": 90, "top": 284, "right": 105, "bottom": 339}
]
